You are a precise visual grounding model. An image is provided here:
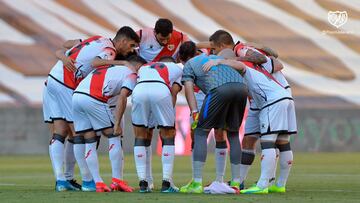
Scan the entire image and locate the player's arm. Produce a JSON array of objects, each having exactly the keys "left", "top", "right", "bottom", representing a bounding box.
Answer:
[
  {"left": 238, "top": 49, "right": 267, "bottom": 65},
  {"left": 113, "top": 88, "right": 131, "bottom": 136},
  {"left": 62, "top": 39, "right": 81, "bottom": 49},
  {"left": 183, "top": 81, "right": 198, "bottom": 113},
  {"left": 55, "top": 48, "right": 77, "bottom": 72},
  {"left": 245, "top": 42, "right": 279, "bottom": 58},
  {"left": 171, "top": 83, "right": 182, "bottom": 107},
  {"left": 203, "top": 59, "right": 246, "bottom": 75},
  {"left": 270, "top": 56, "right": 284, "bottom": 73}
]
